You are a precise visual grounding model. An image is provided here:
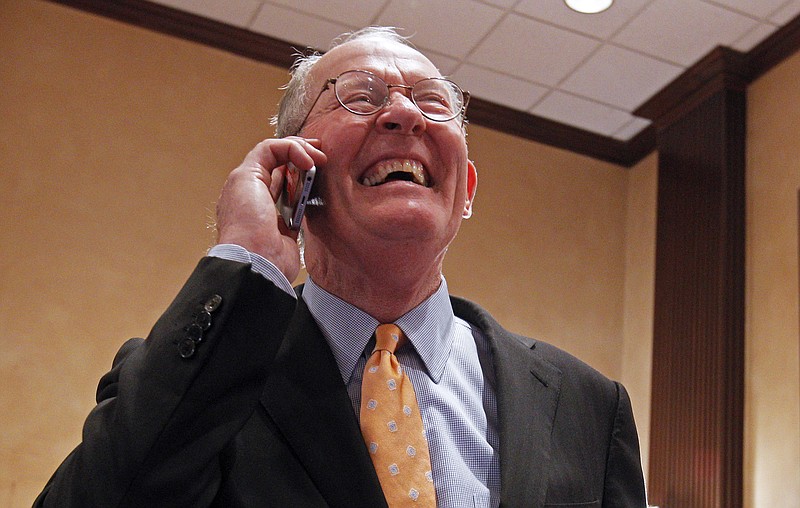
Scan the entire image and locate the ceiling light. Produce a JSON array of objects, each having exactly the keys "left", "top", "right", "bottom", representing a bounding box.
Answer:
[{"left": 564, "top": 0, "right": 613, "bottom": 14}]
